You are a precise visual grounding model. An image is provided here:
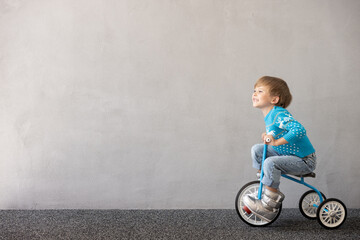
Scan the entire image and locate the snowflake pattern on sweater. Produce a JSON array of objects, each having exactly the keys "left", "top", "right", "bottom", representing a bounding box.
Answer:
[{"left": 265, "top": 106, "right": 315, "bottom": 158}]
